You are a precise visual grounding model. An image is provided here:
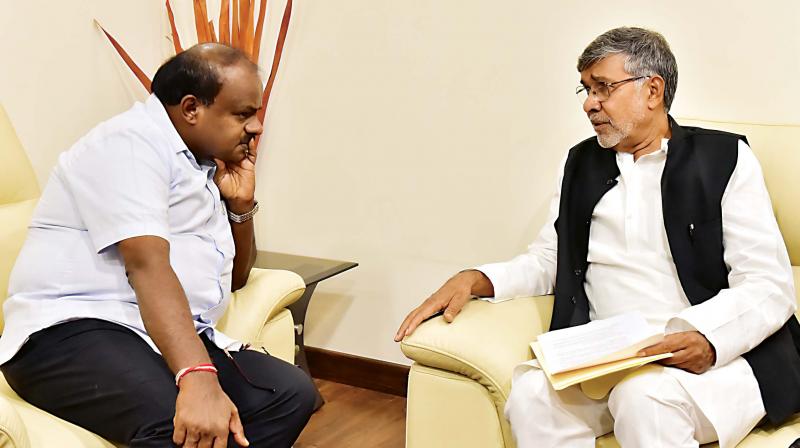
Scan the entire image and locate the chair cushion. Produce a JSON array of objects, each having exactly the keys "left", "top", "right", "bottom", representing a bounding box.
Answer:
[
  {"left": 0, "top": 375, "right": 115, "bottom": 447},
  {"left": 0, "top": 393, "right": 29, "bottom": 448}
]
